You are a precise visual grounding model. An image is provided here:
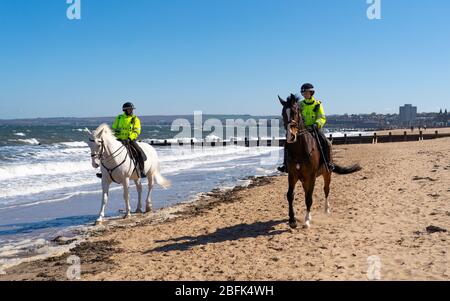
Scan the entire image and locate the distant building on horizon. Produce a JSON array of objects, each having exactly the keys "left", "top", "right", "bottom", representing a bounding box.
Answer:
[
  {"left": 399, "top": 104, "right": 417, "bottom": 125},
  {"left": 437, "top": 108, "right": 449, "bottom": 127}
]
